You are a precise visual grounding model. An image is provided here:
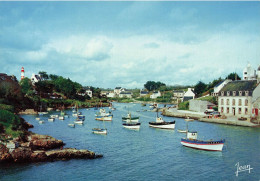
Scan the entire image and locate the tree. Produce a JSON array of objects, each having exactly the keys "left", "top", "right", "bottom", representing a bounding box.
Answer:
[
  {"left": 226, "top": 72, "right": 241, "bottom": 81},
  {"left": 19, "top": 77, "right": 33, "bottom": 95},
  {"left": 144, "top": 81, "right": 166, "bottom": 91},
  {"left": 38, "top": 71, "right": 49, "bottom": 80},
  {"left": 194, "top": 81, "right": 207, "bottom": 96}
]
